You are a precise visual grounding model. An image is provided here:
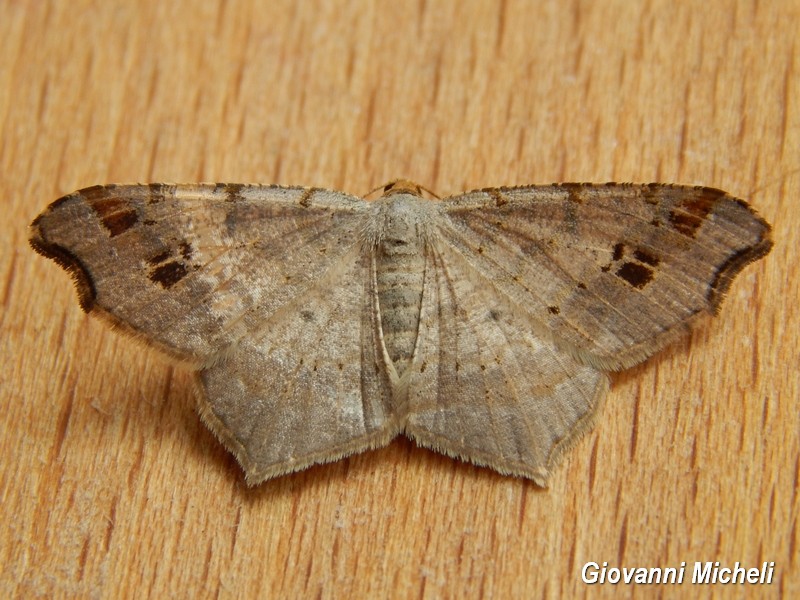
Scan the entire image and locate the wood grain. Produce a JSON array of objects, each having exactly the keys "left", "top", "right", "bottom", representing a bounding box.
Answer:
[{"left": 2, "top": 0, "right": 797, "bottom": 597}]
